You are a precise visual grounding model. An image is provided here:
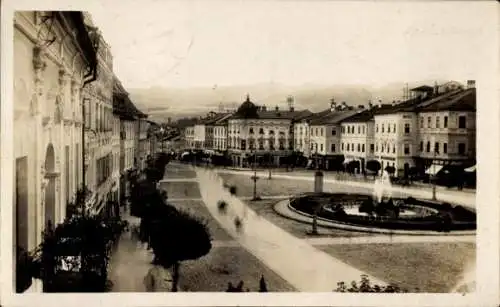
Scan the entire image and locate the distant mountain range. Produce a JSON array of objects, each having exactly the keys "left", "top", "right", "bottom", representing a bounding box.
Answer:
[{"left": 129, "top": 80, "right": 451, "bottom": 123}]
